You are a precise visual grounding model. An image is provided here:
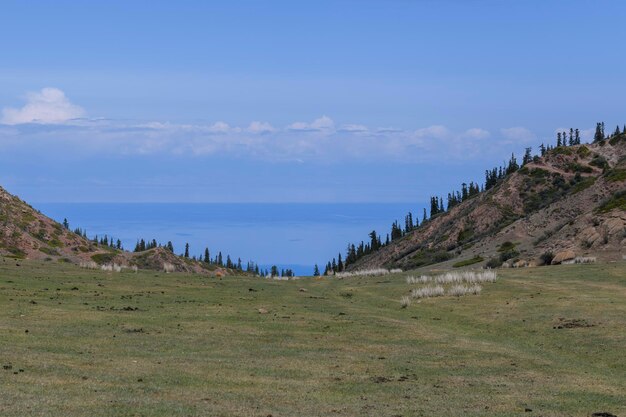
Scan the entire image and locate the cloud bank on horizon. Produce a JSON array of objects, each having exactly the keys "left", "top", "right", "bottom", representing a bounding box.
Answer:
[{"left": 1, "top": 87, "right": 586, "bottom": 164}]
